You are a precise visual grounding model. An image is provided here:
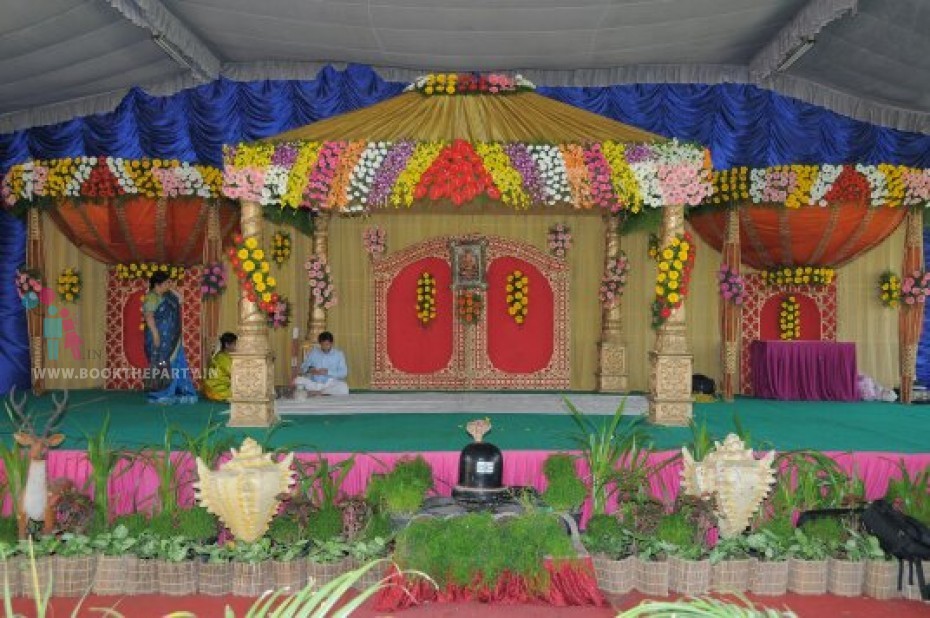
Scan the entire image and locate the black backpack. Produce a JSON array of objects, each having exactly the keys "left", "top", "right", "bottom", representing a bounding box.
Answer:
[{"left": 862, "top": 499, "right": 930, "bottom": 599}]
